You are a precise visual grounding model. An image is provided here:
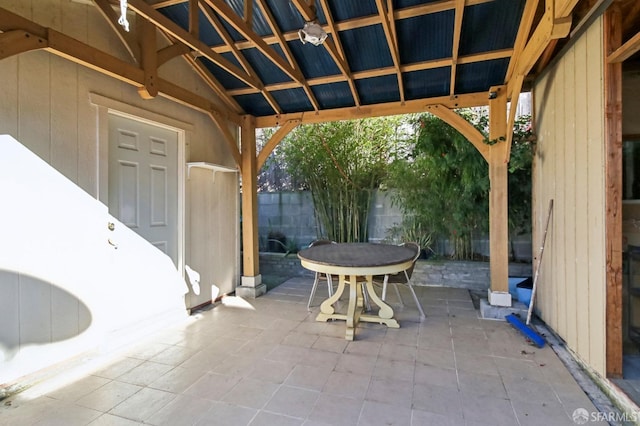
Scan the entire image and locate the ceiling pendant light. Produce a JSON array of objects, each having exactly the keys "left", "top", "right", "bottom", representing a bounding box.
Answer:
[{"left": 298, "top": 21, "right": 327, "bottom": 46}]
